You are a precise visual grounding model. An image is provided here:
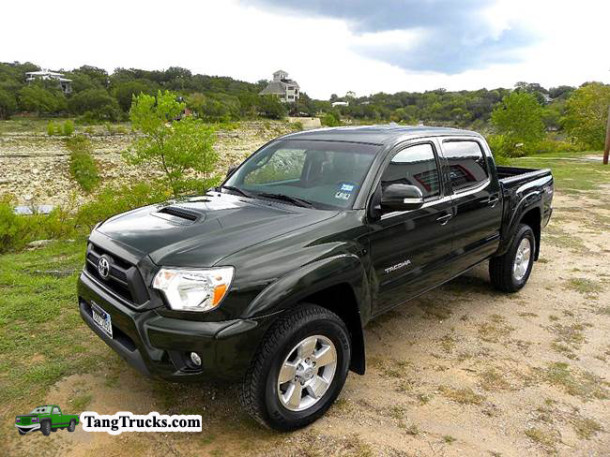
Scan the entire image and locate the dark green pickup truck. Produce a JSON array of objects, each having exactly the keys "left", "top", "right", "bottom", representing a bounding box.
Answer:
[{"left": 15, "top": 405, "right": 79, "bottom": 436}]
